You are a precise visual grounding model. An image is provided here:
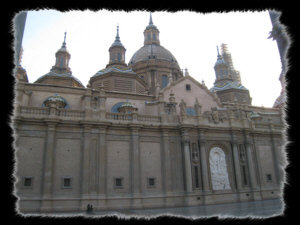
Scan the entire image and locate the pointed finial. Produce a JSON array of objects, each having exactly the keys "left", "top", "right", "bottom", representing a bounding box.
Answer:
[
  {"left": 149, "top": 12, "right": 153, "bottom": 25},
  {"left": 116, "top": 25, "right": 120, "bottom": 41},
  {"left": 62, "top": 32, "right": 67, "bottom": 48}
]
